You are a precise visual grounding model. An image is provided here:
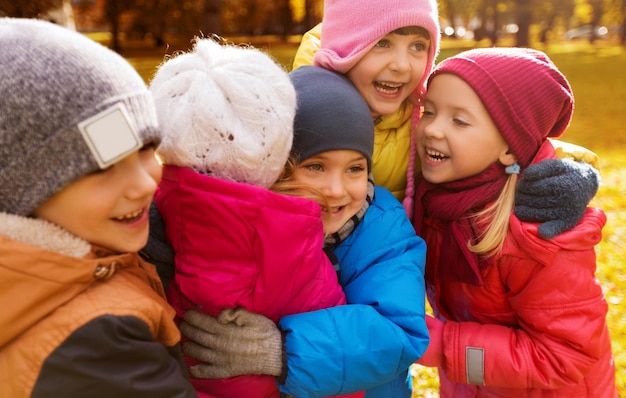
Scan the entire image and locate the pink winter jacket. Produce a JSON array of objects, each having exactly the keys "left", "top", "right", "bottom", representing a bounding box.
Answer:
[{"left": 155, "top": 165, "right": 346, "bottom": 398}]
